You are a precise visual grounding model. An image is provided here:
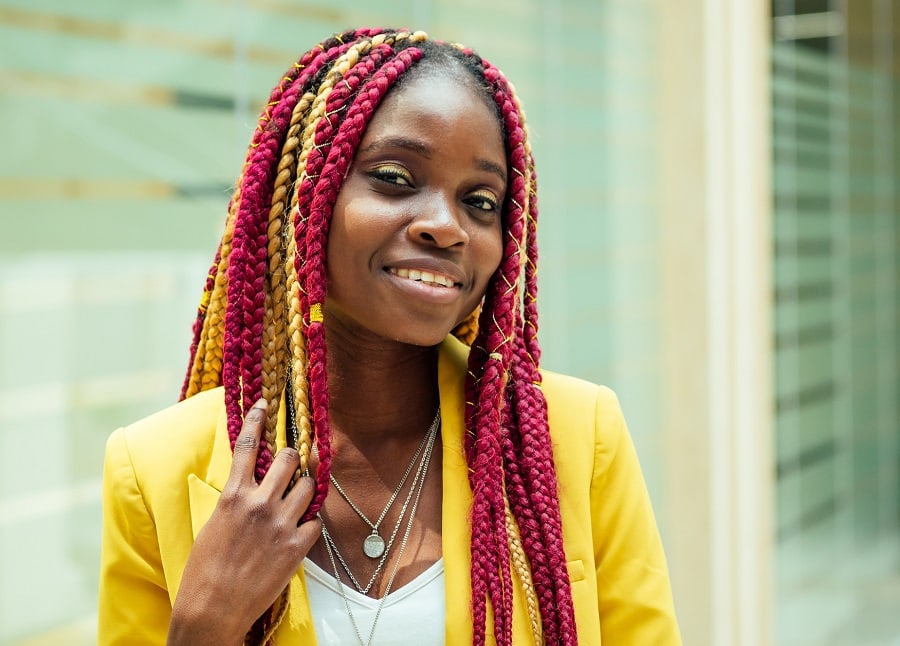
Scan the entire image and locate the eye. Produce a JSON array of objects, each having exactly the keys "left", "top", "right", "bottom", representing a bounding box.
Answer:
[
  {"left": 369, "top": 164, "right": 413, "bottom": 187},
  {"left": 464, "top": 189, "right": 500, "bottom": 213}
]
